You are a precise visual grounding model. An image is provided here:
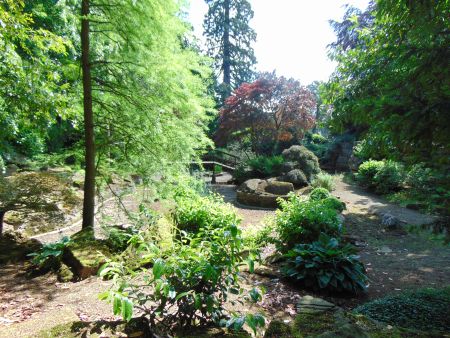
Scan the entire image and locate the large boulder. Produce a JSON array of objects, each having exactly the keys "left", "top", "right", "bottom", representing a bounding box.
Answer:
[
  {"left": 281, "top": 145, "right": 321, "bottom": 182},
  {"left": 278, "top": 169, "right": 308, "bottom": 187},
  {"left": 236, "top": 179, "right": 293, "bottom": 208}
]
